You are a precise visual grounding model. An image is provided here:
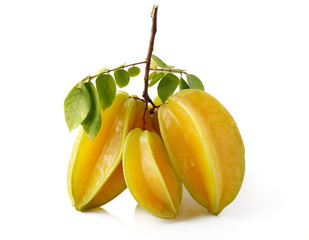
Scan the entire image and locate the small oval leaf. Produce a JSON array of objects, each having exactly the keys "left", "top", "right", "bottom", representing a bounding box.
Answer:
[
  {"left": 149, "top": 71, "right": 158, "bottom": 80},
  {"left": 81, "top": 82, "right": 102, "bottom": 141},
  {"left": 186, "top": 74, "right": 204, "bottom": 91},
  {"left": 64, "top": 82, "right": 91, "bottom": 132},
  {"left": 127, "top": 67, "right": 140, "bottom": 77},
  {"left": 157, "top": 73, "right": 179, "bottom": 103},
  {"left": 114, "top": 69, "right": 130, "bottom": 88},
  {"left": 149, "top": 72, "right": 165, "bottom": 87},
  {"left": 179, "top": 77, "right": 190, "bottom": 90},
  {"left": 96, "top": 74, "right": 116, "bottom": 110}
]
